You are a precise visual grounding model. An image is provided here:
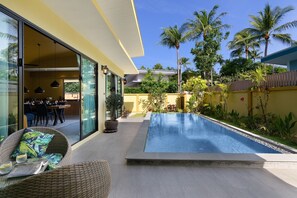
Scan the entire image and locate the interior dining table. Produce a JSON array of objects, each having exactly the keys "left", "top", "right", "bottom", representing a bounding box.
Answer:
[{"left": 47, "top": 104, "right": 71, "bottom": 126}]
